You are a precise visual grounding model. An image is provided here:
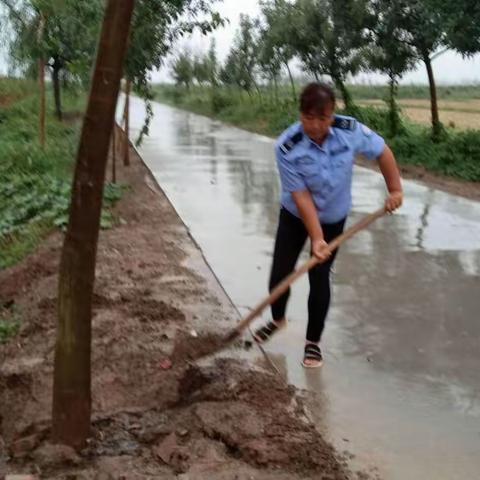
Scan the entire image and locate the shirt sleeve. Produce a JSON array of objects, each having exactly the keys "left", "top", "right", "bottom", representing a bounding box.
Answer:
[
  {"left": 352, "top": 122, "right": 385, "bottom": 160},
  {"left": 275, "top": 145, "right": 307, "bottom": 193}
]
